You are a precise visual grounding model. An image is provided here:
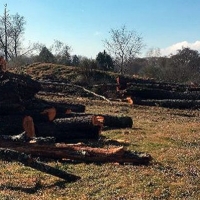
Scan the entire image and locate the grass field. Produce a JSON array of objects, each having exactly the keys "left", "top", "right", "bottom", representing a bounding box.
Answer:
[{"left": 0, "top": 95, "right": 199, "bottom": 200}]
